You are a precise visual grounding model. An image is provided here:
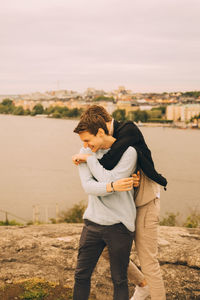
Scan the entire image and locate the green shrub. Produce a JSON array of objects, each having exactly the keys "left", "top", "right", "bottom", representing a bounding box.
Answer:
[
  {"left": 13, "top": 106, "right": 25, "bottom": 115},
  {"left": 0, "top": 98, "right": 15, "bottom": 114},
  {"left": 151, "top": 106, "right": 167, "bottom": 114},
  {"left": 159, "top": 213, "right": 178, "bottom": 226},
  {"left": 0, "top": 220, "right": 22, "bottom": 226},
  {"left": 45, "top": 106, "right": 56, "bottom": 115},
  {"left": 147, "top": 109, "right": 162, "bottom": 119},
  {"left": 183, "top": 213, "right": 200, "bottom": 228},
  {"left": 67, "top": 108, "right": 80, "bottom": 118},
  {"left": 131, "top": 109, "right": 148, "bottom": 122},
  {"left": 51, "top": 111, "right": 62, "bottom": 118},
  {"left": 58, "top": 202, "right": 86, "bottom": 223},
  {"left": 32, "top": 103, "right": 44, "bottom": 115},
  {"left": 24, "top": 108, "right": 31, "bottom": 115}
]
